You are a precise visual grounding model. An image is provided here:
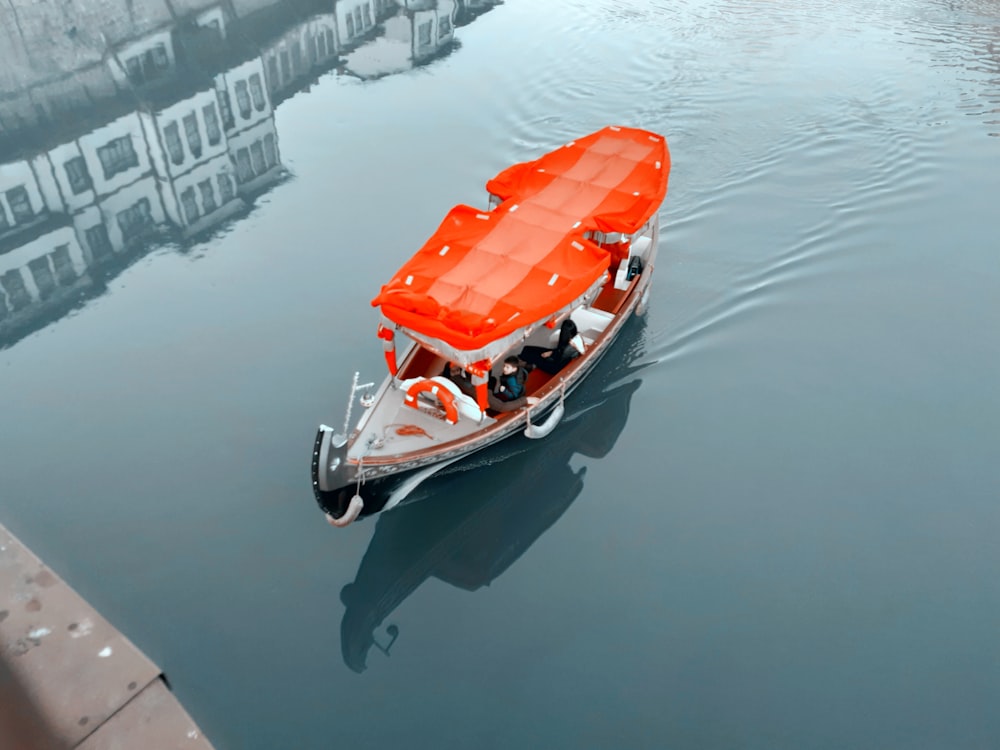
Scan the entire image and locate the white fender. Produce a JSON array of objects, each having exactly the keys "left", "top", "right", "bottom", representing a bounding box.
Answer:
[
  {"left": 524, "top": 401, "right": 565, "bottom": 439},
  {"left": 326, "top": 494, "right": 364, "bottom": 527},
  {"left": 635, "top": 285, "right": 651, "bottom": 317}
]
